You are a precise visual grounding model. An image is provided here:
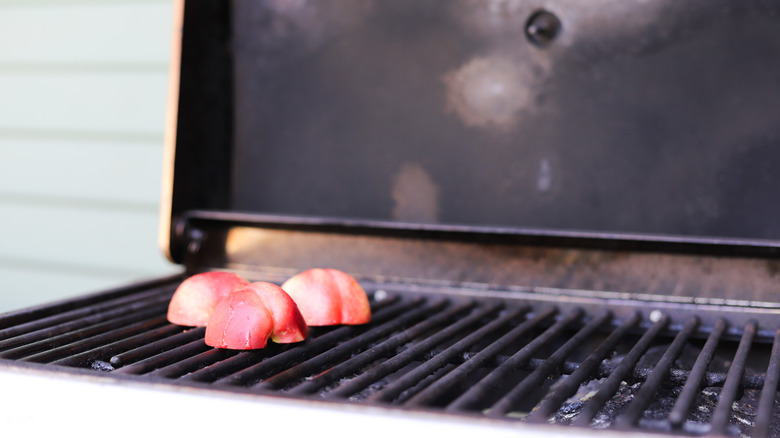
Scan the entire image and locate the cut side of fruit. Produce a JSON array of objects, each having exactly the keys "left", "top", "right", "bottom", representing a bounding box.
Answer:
[
  {"left": 244, "top": 282, "right": 308, "bottom": 344},
  {"left": 204, "top": 289, "right": 274, "bottom": 349},
  {"left": 204, "top": 282, "right": 309, "bottom": 350}
]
